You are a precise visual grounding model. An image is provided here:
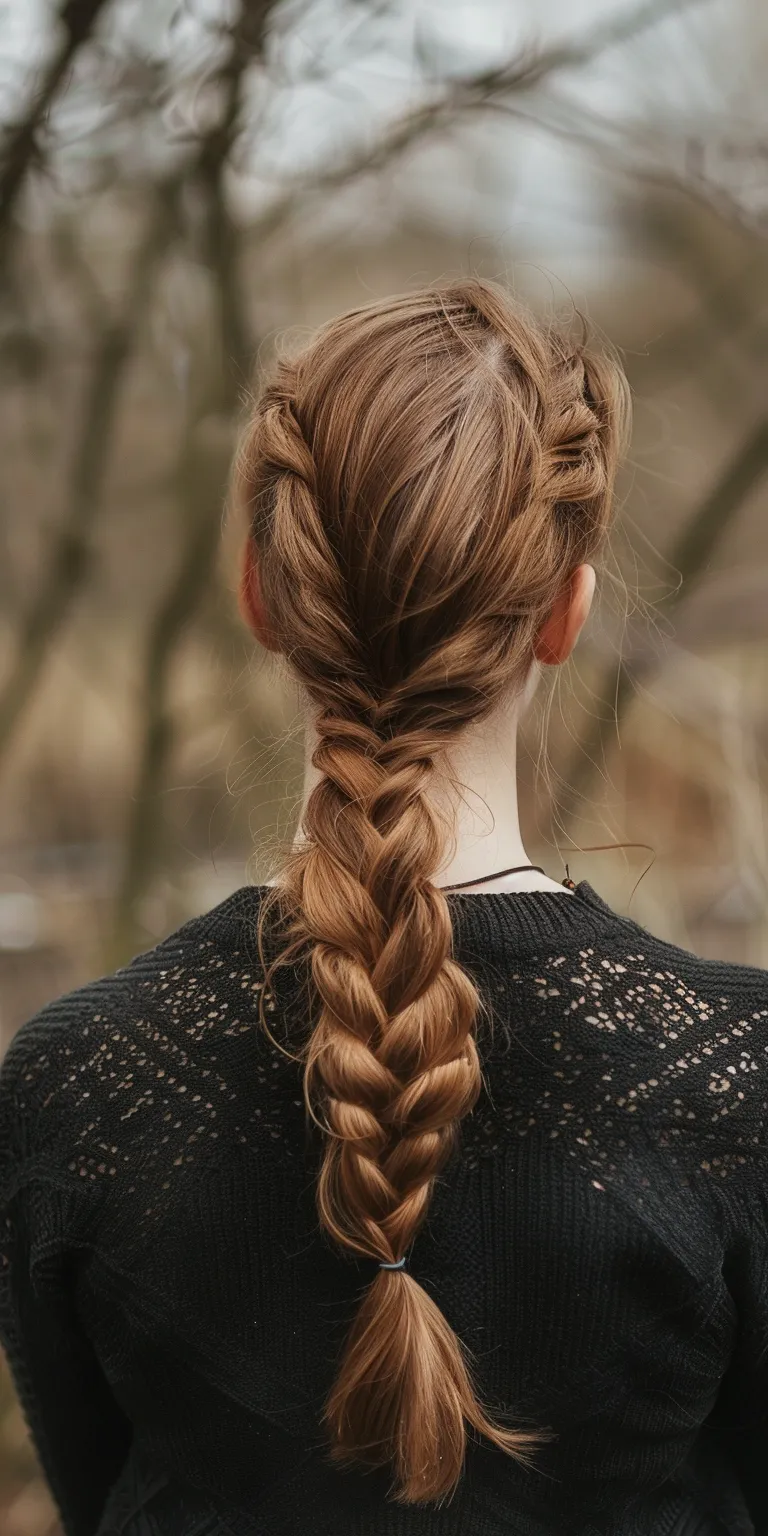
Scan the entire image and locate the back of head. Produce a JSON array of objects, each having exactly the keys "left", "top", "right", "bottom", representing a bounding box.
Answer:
[{"left": 233, "top": 278, "right": 629, "bottom": 1503}]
